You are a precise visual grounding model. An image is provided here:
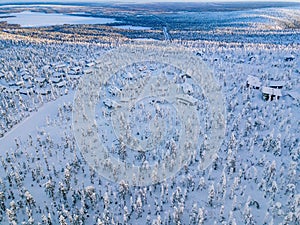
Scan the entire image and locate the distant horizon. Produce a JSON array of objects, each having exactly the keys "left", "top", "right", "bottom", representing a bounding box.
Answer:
[{"left": 1, "top": 0, "right": 300, "bottom": 4}]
